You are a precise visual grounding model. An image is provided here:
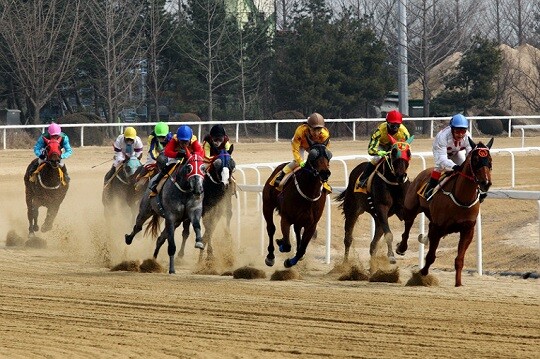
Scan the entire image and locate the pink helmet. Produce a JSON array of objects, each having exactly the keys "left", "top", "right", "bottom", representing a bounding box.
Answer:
[{"left": 48, "top": 122, "right": 62, "bottom": 136}]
